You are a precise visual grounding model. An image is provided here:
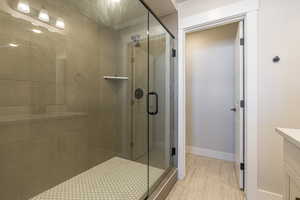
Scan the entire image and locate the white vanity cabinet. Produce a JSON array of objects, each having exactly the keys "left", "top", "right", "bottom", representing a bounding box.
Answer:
[{"left": 276, "top": 128, "right": 300, "bottom": 200}]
